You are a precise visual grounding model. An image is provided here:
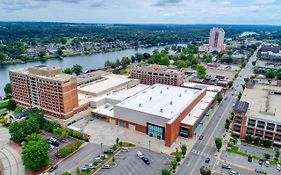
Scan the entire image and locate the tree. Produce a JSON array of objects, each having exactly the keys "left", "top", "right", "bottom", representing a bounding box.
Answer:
[
  {"left": 39, "top": 50, "right": 46, "bottom": 58},
  {"left": 175, "top": 153, "right": 182, "bottom": 162},
  {"left": 4, "top": 83, "right": 12, "bottom": 97},
  {"left": 160, "top": 56, "right": 170, "bottom": 66},
  {"left": 115, "top": 59, "right": 121, "bottom": 67},
  {"left": 245, "top": 135, "right": 253, "bottom": 143},
  {"left": 14, "top": 106, "right": 25, "bottom": 114},
  {"left": 71, "top": 64, "right": 83, "bottom": 75},
  {"left": 263, "top": 139, "right": 272, "bottom": 148},
  {"left": 161, "top": 168, "right": 169, "bottom": 175},
  {"left": 171, "top": 160, "right": 177, "bottom": 171},
  {"left": 197, "top": 65, "right": 206, "bottom": 79},
  {"left": 131, "top": 56, "right": 136, "bottom": 63},
  {"left": 62, "top": 172, "right": 71, "bottom": 175},
  {"left": 217, "top": 95, "right": 223, "bottom": 103},
  {"left": 63, "top": 68, "right": 73, "bottom": 75},
  {"left": 121, "top": 57, "right": 131, "bottom": 66},
  {"left": 181, "top": 144, "right": 187, "bottom": 156},
  {"left": 7, "top": 99, "right": 17, "bottom": 111},
  {"left": 254, "top": 136, "right": 262, "bottom": 145},
  {"left": 174, "top": 60, "right": 187, "bottom": 69},
  {"left": 264, "top": 153, "right": 271, "bottom": 160},
  {"left": 22, "top": 134, "right": 49, "bottom": 171},
  {"left": 142, "top": 53, "right": 151, "bottom": 61},
  {"left": 200, "top": 166, "right": 211, "bottom": 175},
  {"left": 225, "top": 118, "right": 231, "bottom": 130},
  {"left": 275, "top": 150, "right": 280, "bottom": 160},
  {"left": 57, "top": 48, "right": 63, "bottom": 56},
  {"left": 265, "top": 69, "right": 275, "bottom": 79},
  {"left": 104, "top": 60, "right": 113, "bottom": 68},
  {"left": 238, "top": 92, "right": 242, "bottom": 100},
  {"left": 277, "top": 72, "right": 281, "bottom": 80},
  {"left": 215, "top": 137, "right": 222, "bottom": 152},
  {"left": 135, "top": 53, "right": 144, "bottom": 62}
]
